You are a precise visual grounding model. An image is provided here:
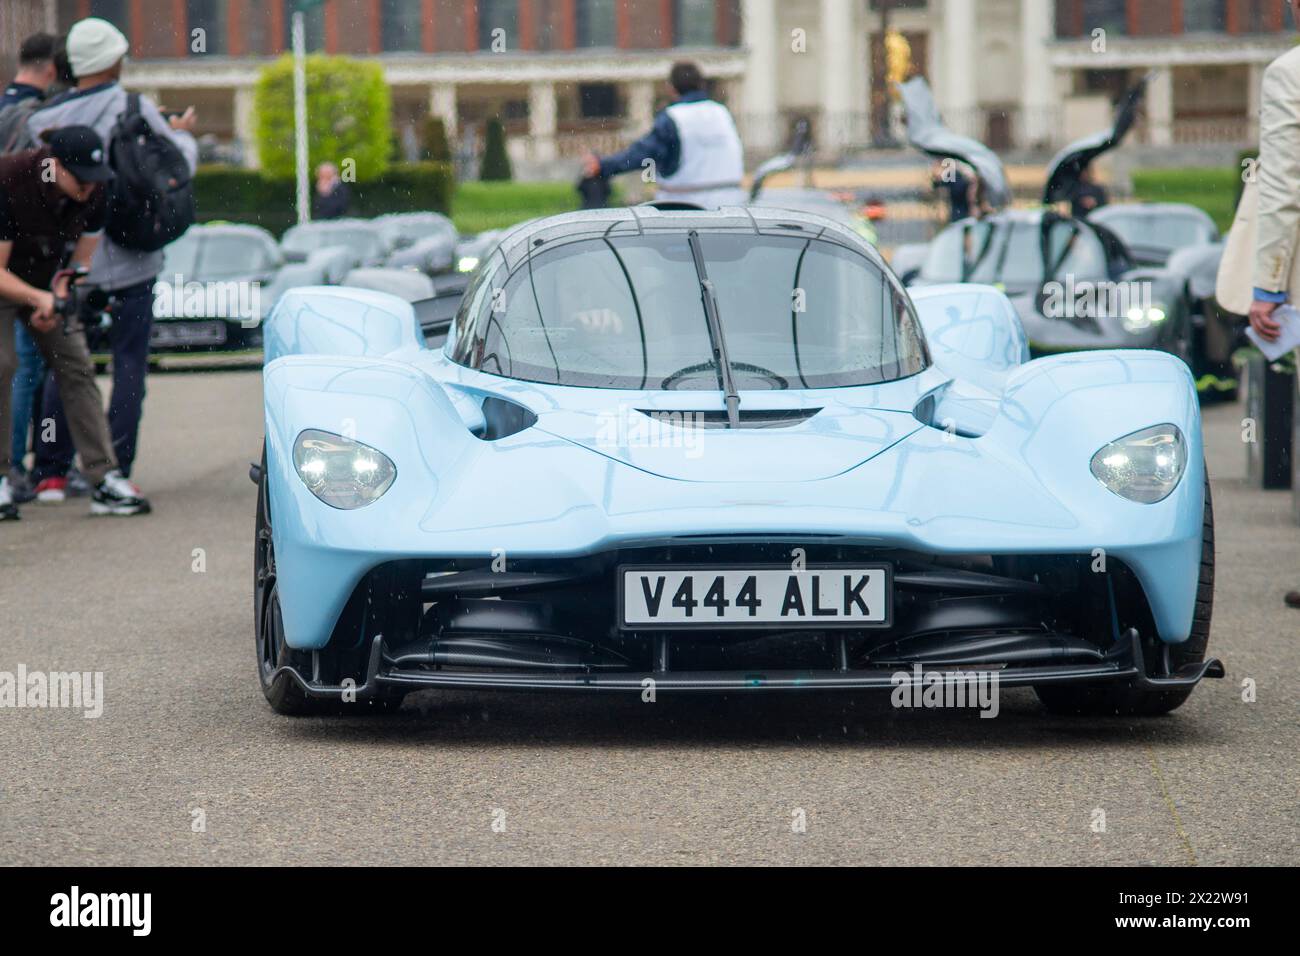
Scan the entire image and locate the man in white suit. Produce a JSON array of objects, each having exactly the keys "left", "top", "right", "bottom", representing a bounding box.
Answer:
[
  {"left": 1215, "top": 2, "right": 1300, "bottom": 609},
  {"left": 1218, "top": 1, "right": 1300, "bottom": 340}
]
